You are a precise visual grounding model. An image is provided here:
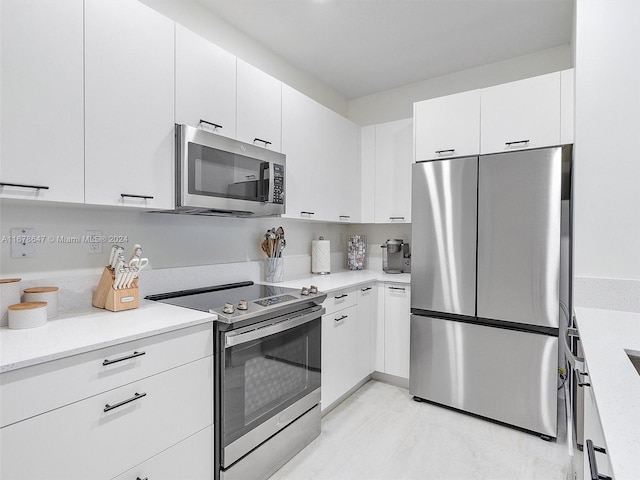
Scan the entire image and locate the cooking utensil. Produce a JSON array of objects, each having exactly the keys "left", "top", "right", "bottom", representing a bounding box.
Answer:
[
  {"left": 128, "top": 244, "right": 142, "bottom": 264},
  {"left": 109, "top": 245, "right": 124, "bottom": 269},
  {"left": 113, "top": 259, "right": 125, "bottom": 289}
]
